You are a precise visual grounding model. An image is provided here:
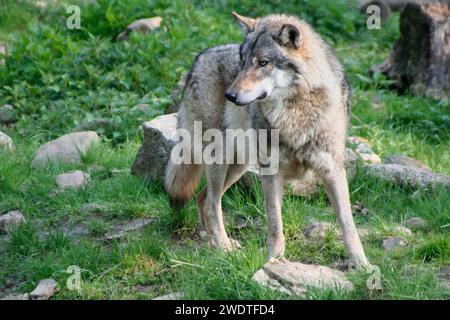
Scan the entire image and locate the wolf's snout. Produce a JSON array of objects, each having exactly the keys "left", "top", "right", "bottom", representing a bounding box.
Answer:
[{"left": 225, "top": 92, "right": 238, "bottom": 103}]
